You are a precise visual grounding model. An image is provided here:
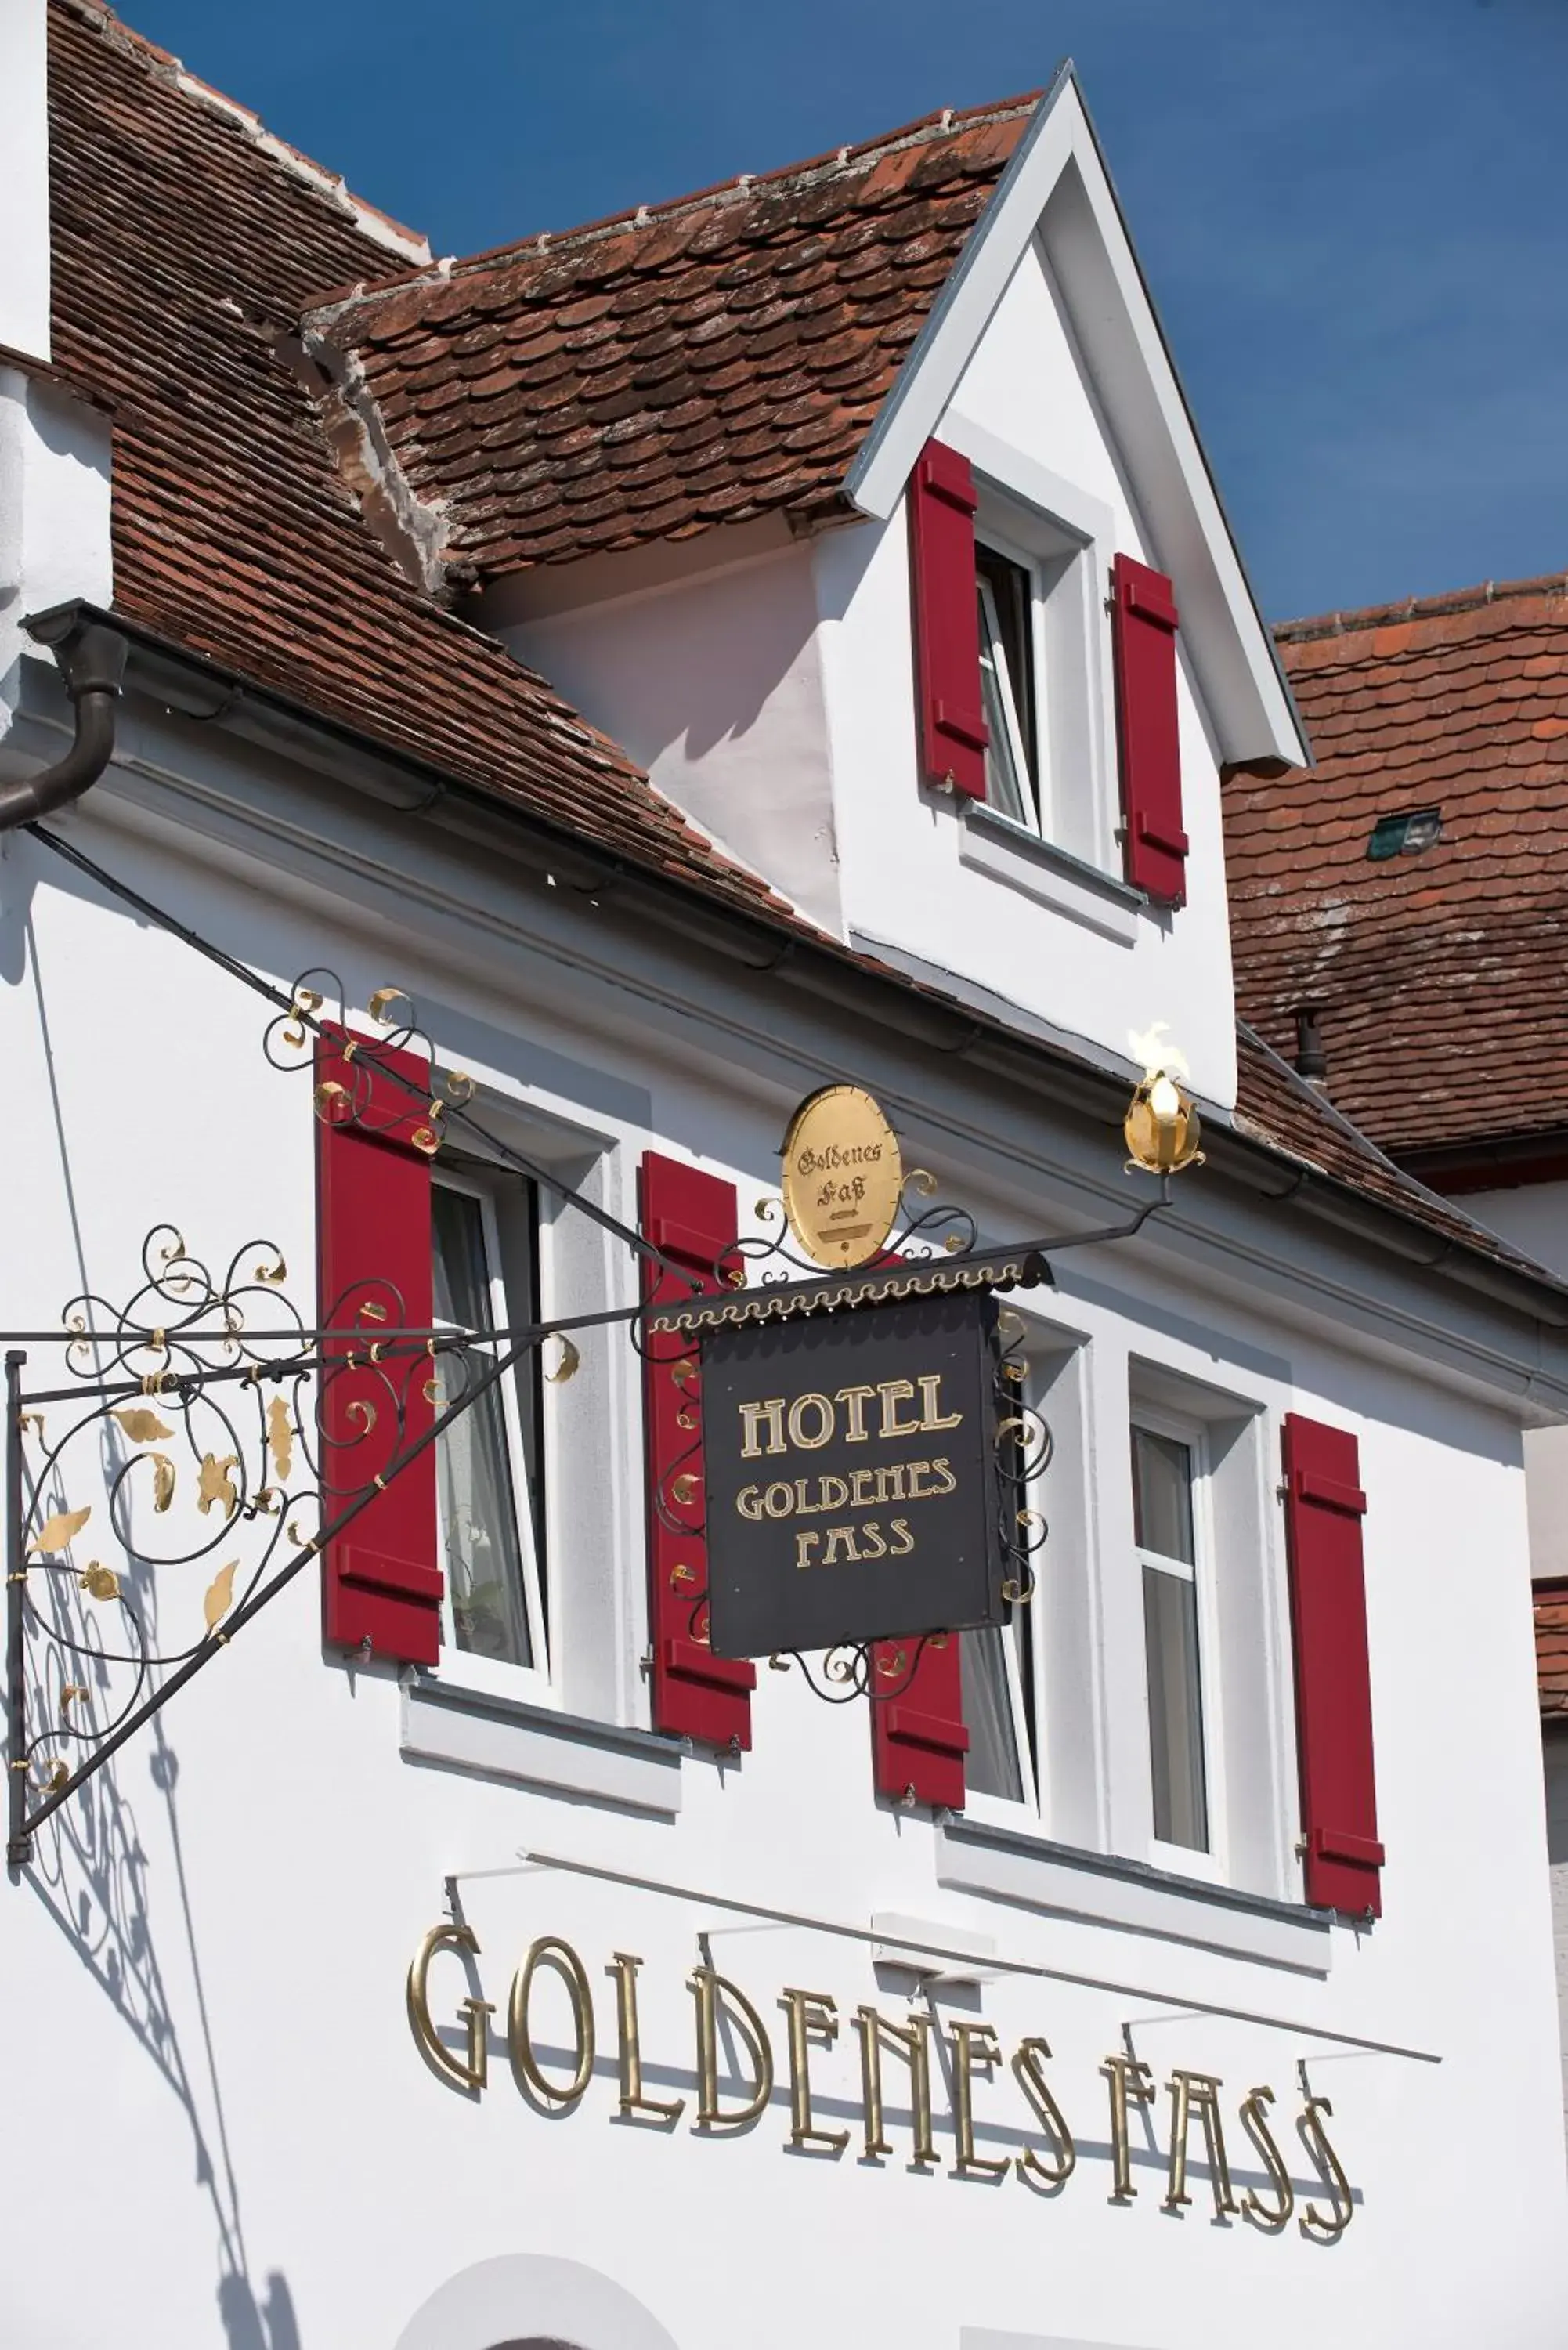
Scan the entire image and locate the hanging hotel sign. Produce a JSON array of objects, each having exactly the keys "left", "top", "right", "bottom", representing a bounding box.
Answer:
[
  {"left": 780, "top": 1084, "right": 904, "bottom": 1269},
  {"left": 701, "top": 1289, "right": 1006, "bottom": 1658}
]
